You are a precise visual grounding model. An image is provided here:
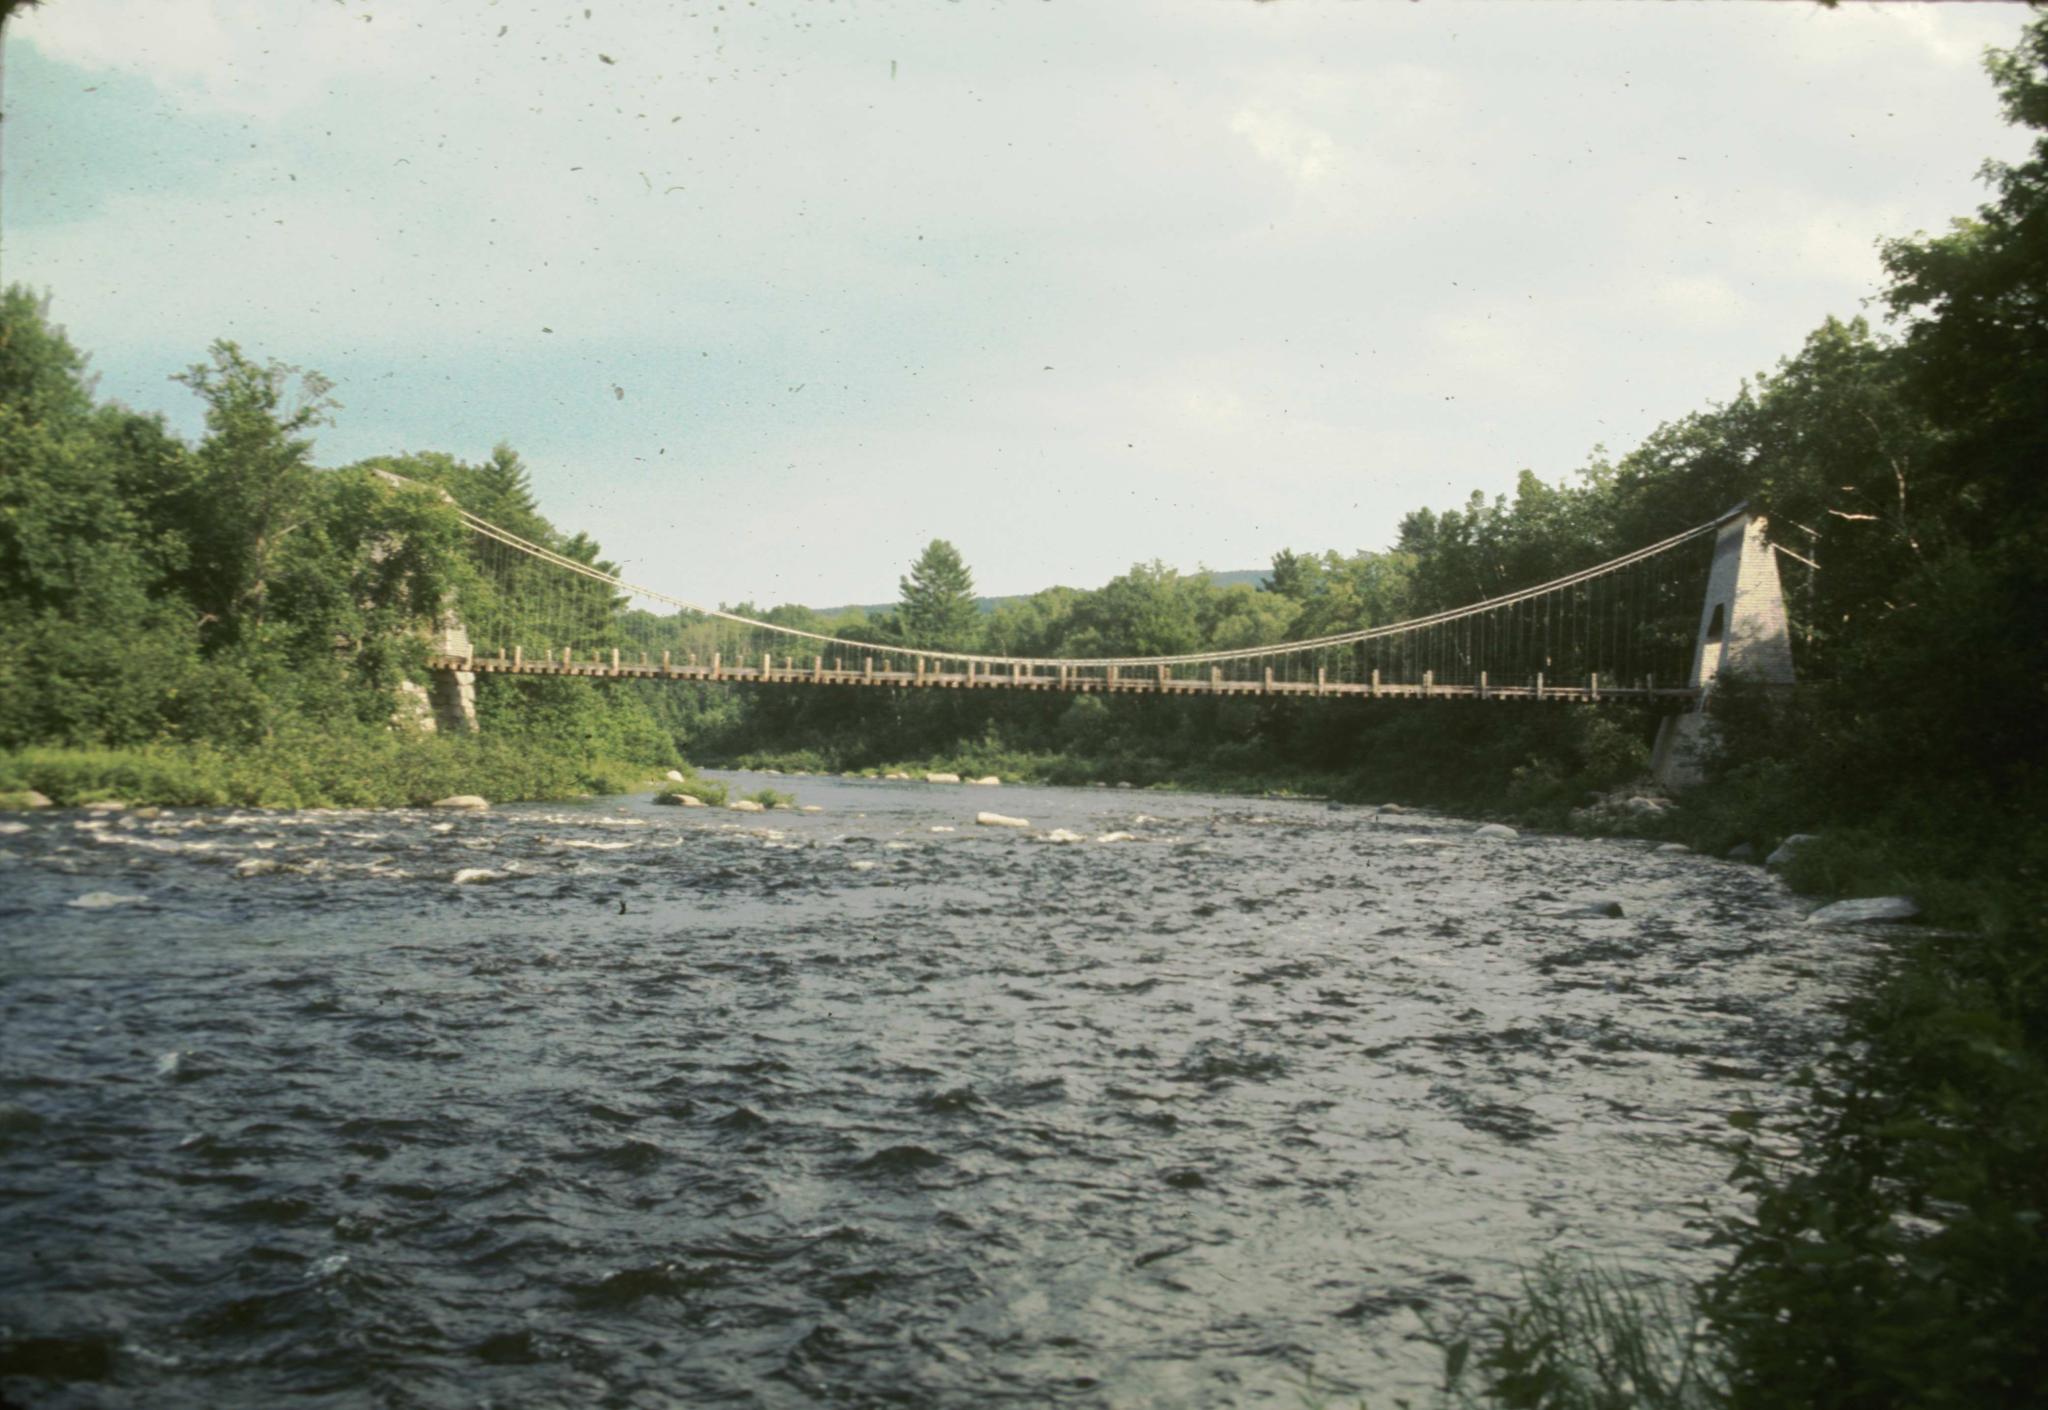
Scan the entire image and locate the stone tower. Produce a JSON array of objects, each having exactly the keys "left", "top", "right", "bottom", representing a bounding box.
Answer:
[{"left": 1650, "top": 509, "right": 1796, "bottom": 790}]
